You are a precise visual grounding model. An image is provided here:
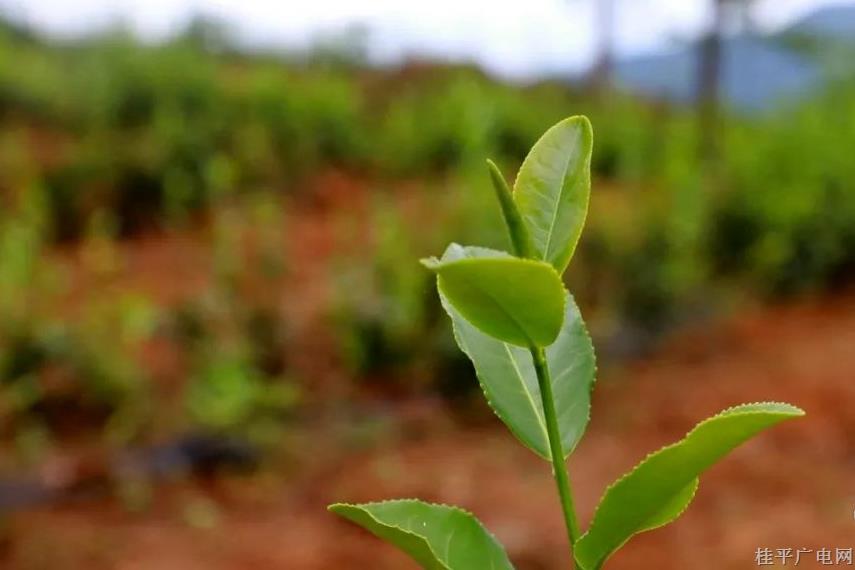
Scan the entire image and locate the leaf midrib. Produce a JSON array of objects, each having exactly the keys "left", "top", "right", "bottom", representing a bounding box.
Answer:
[
  {"left": 538, "top": 128, "right": 580, "bottom": 264},
  {"left": 502, "top": 343, "right": 549, "bottom": 451},
  {"left": 445, "top": 268, "right": 537, "bottom": 346},
  {"left": 450, "top": 301, "right": 550, "bottom": 459},
  {"left": 445, "top": 273, "right": 551, "bottom": 452}
]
